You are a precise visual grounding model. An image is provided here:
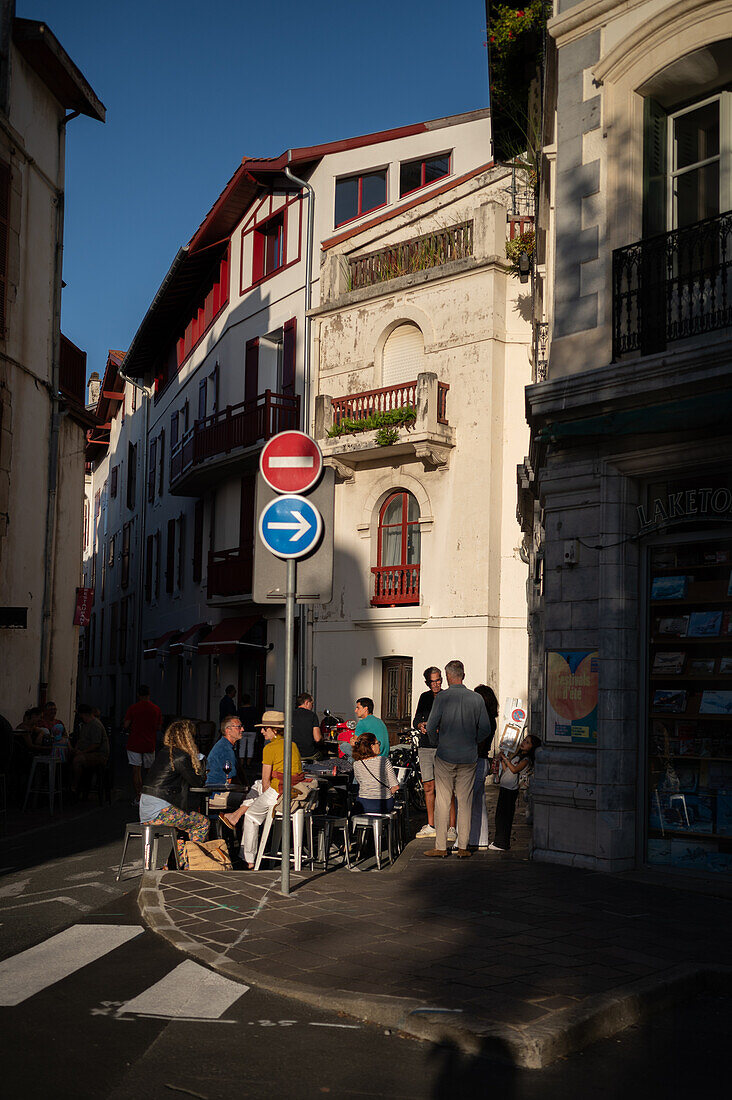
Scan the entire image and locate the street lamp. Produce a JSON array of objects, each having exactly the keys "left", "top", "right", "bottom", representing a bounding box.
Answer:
[{"left": 518, "top": 251, "right": 531, "bottom": 283}]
